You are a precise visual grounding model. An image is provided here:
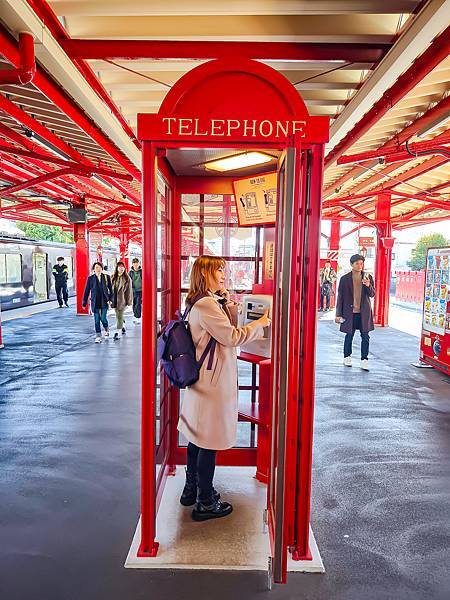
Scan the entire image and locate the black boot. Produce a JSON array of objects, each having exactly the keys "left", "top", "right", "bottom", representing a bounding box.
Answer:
[
  {"left": 180, "top": 471, "right": 221, "bottom": 507},
  {"left": 192, "top": 499, "right": 233, "bottom": 522},
  {"left": 180, "top": 469, "right": 197, "bottom": 506}
]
